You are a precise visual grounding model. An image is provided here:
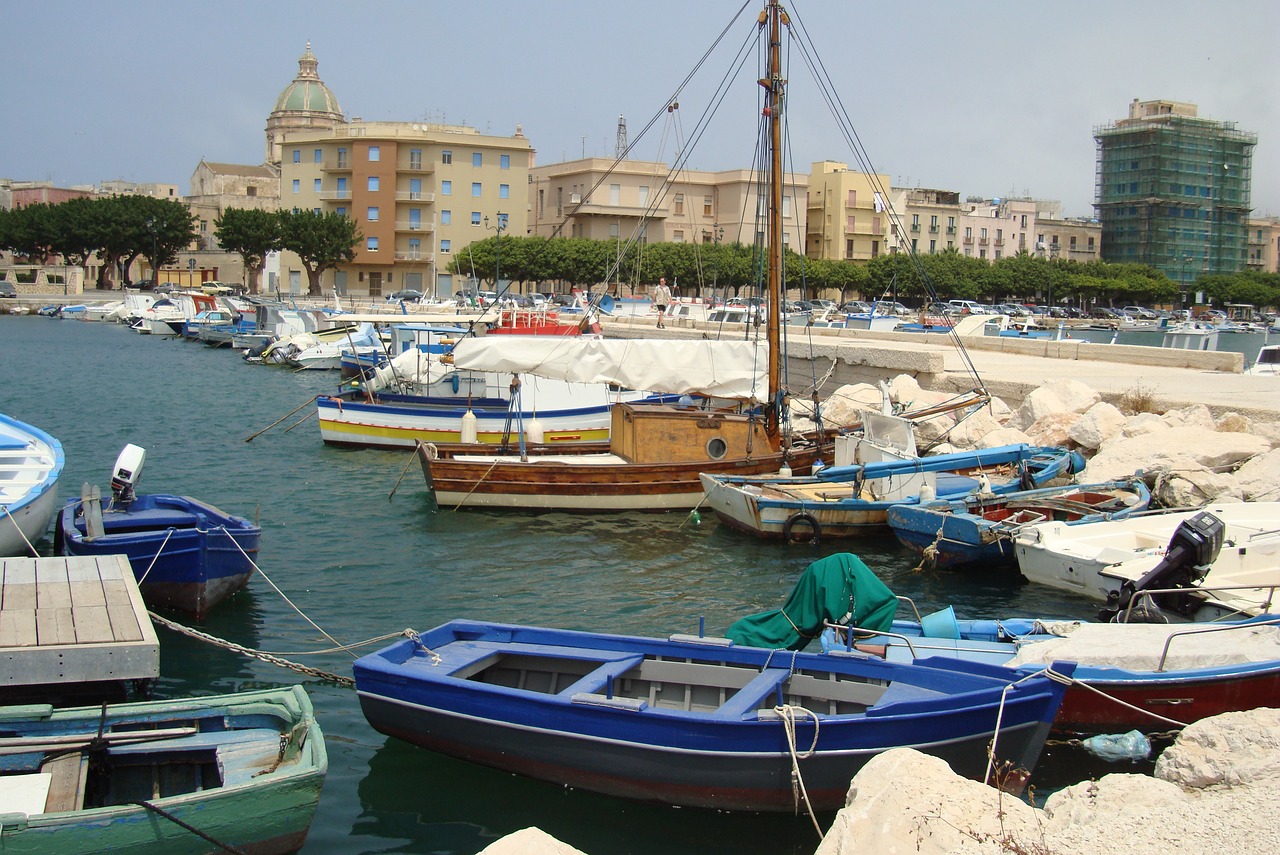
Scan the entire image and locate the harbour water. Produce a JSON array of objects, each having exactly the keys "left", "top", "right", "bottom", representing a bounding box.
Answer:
[{"left": 2, "top": 314, "right": 1146, "bottom": 854}]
